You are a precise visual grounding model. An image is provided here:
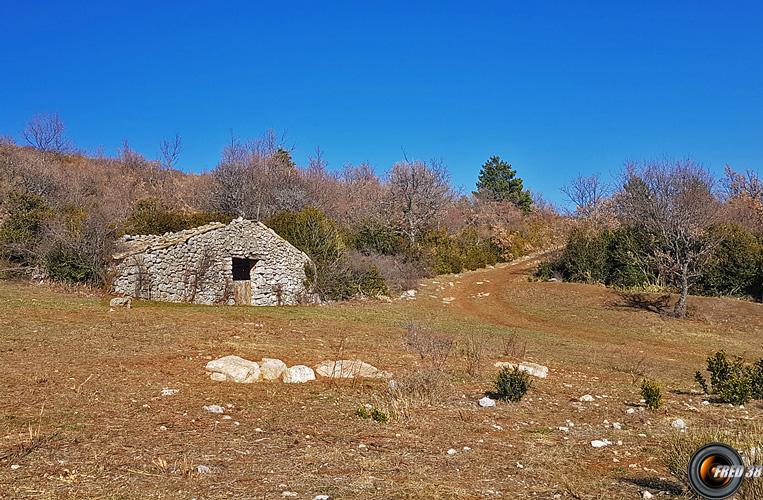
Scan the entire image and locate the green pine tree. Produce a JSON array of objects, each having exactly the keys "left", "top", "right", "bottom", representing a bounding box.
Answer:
[{"left": 475, "top": 156, "right": 533, "bottom": 212}]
